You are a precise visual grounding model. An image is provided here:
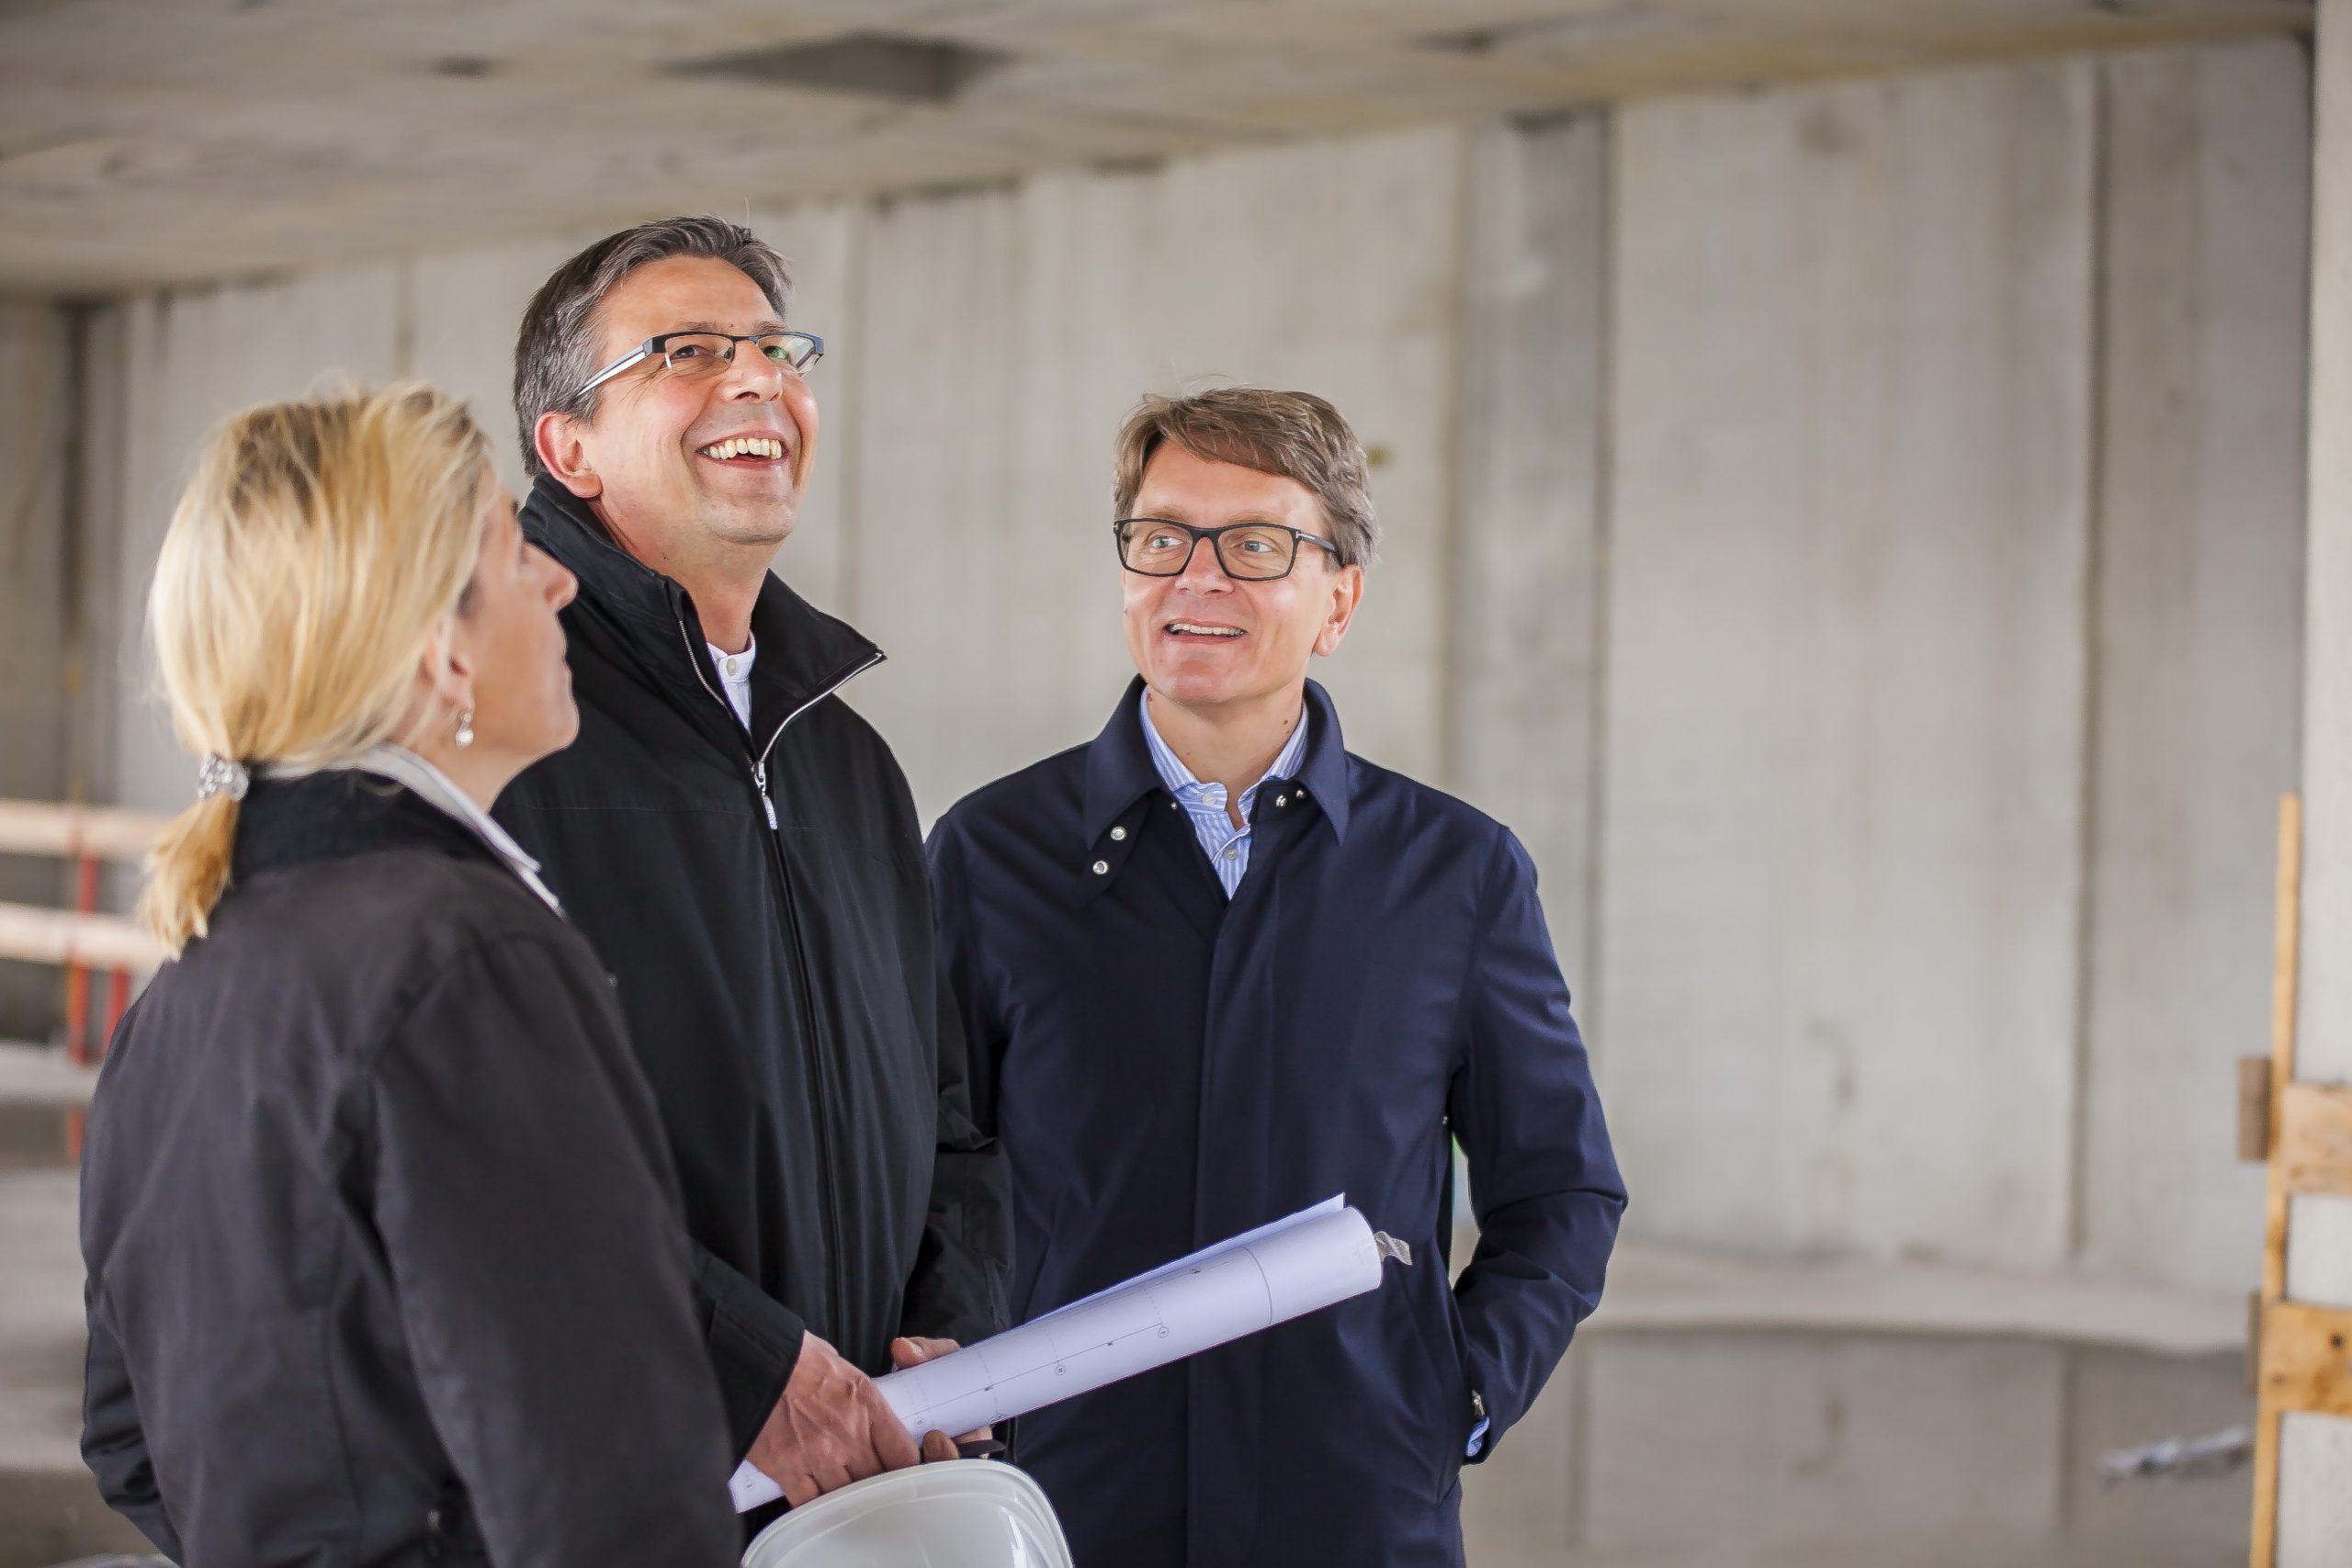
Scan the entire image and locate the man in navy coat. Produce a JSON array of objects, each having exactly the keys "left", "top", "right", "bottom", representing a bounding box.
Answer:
[{"left": 925, "top": 388, "right": 1624, "bottom": 1566}]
